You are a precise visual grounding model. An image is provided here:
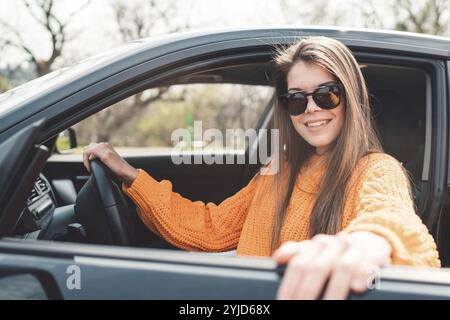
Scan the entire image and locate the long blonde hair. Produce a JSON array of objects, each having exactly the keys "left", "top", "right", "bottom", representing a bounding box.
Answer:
[{"left": 271, "top": 37, "right": 383, "bottom": 252}]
